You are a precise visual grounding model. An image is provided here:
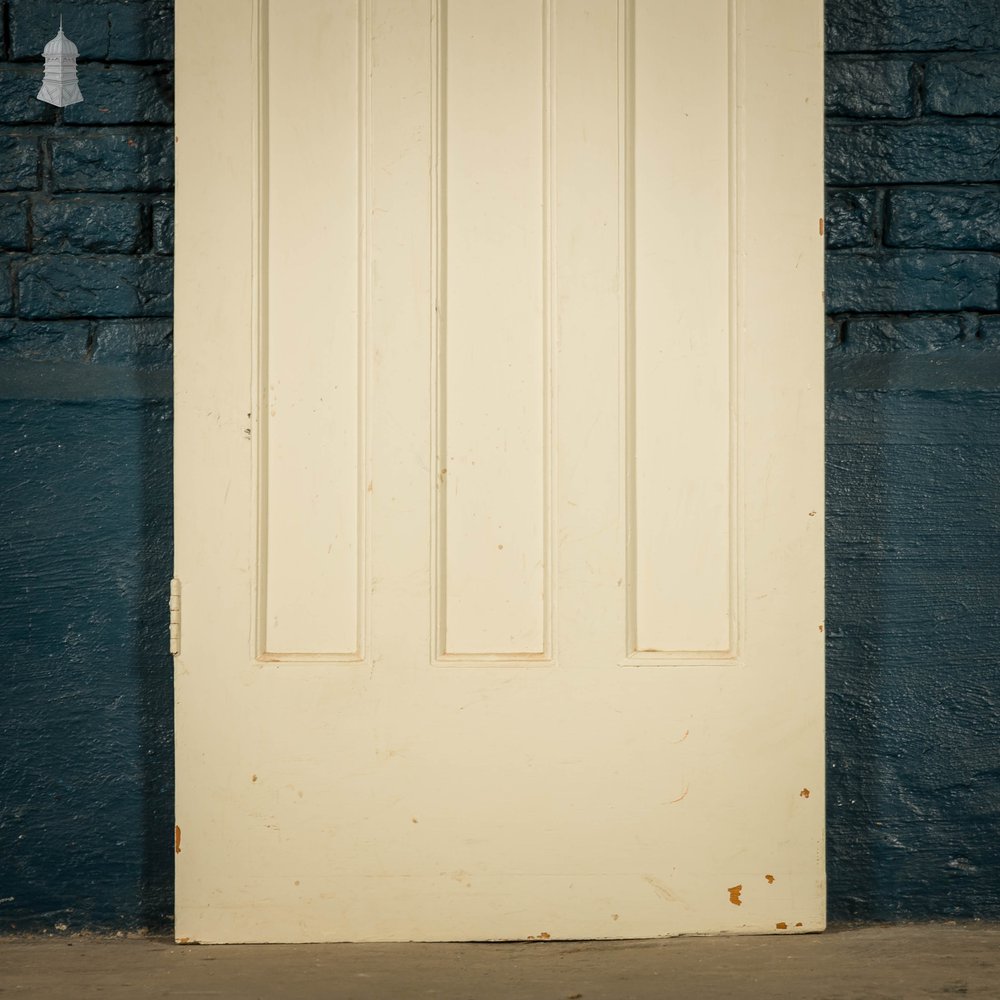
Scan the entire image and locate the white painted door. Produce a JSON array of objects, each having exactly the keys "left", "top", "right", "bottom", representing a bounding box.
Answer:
[{"left": 174, "top": 0, "right": 824, "bottom": 943}]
